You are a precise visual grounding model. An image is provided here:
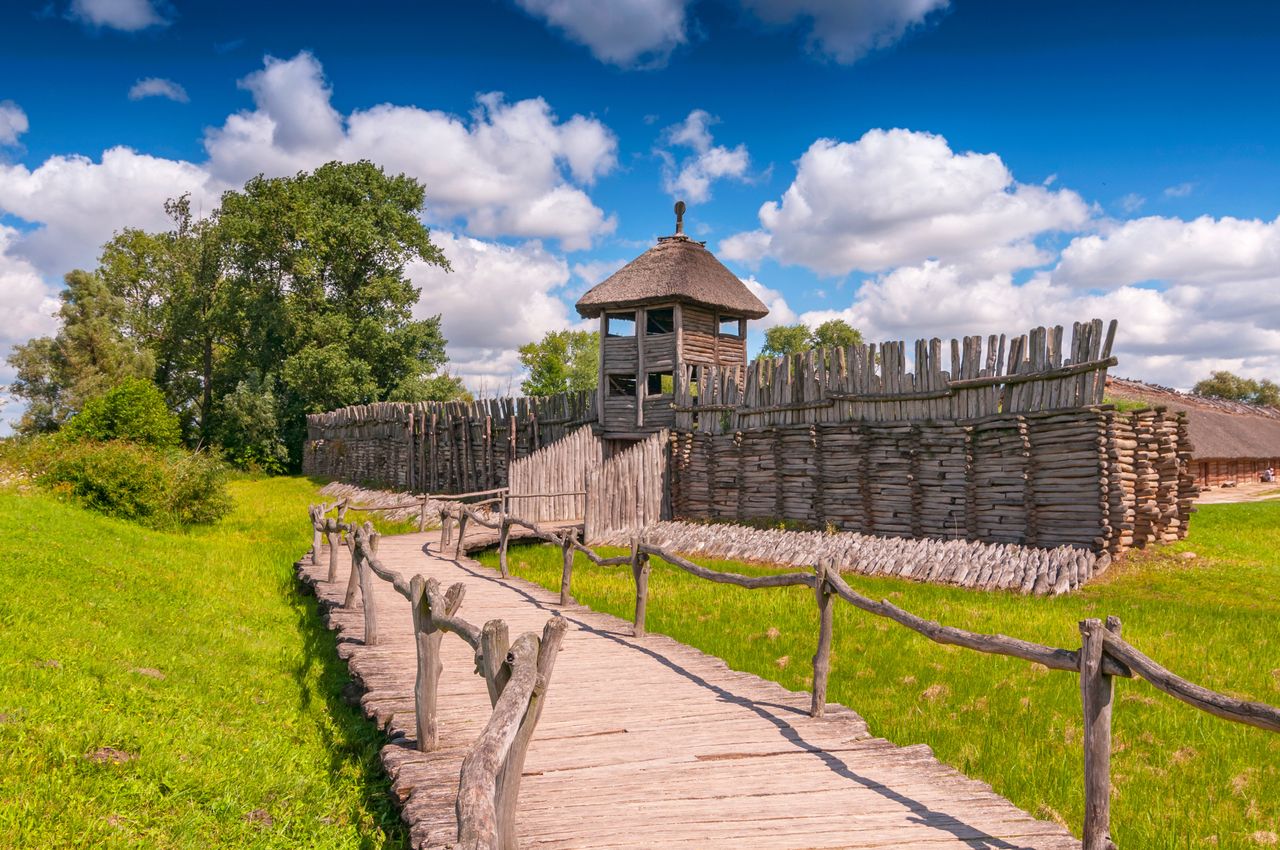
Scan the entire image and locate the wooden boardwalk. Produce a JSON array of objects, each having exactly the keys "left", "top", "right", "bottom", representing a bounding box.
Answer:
[{"left": 298, "top": 529, "right": 1080, "bottom": 850}]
